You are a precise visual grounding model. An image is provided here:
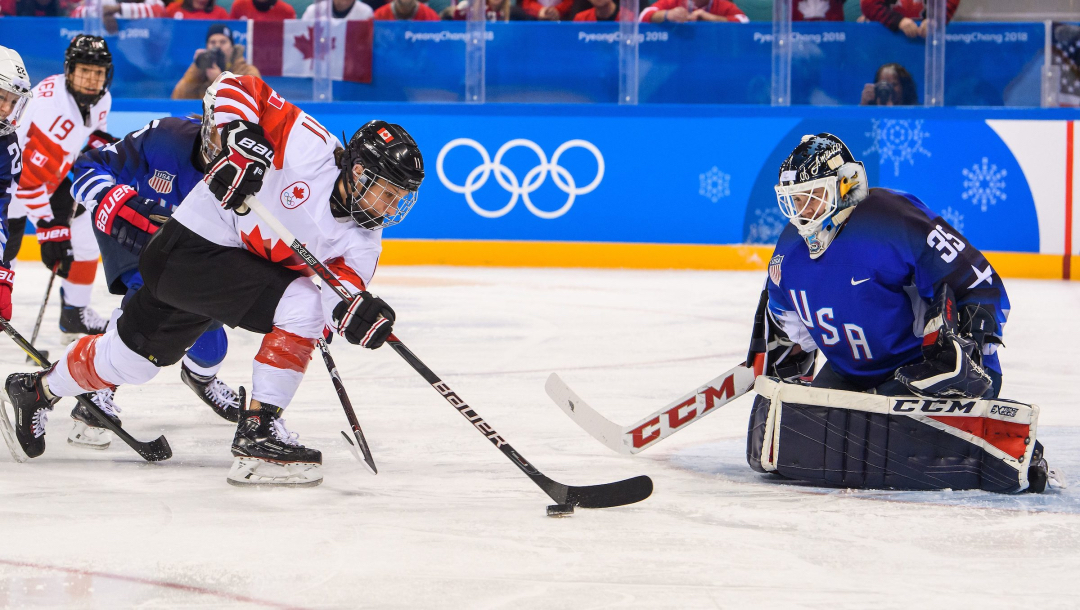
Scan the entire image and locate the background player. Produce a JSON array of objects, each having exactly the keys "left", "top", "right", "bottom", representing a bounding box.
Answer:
[
  {"left": 744, "top": 133, "right": 1053, "bottom": 492},
  {"left": 65, "top": 113, "right": 243, "bottom": 448},
  {"left": 2, "top": 35, "right": 114, "bottom": 343},
  {"left": 5, "top": 74, "right": 424, "bottom": 488},
  {"left": 0, "top": 46, "right": 33, "bottom": 325}
]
